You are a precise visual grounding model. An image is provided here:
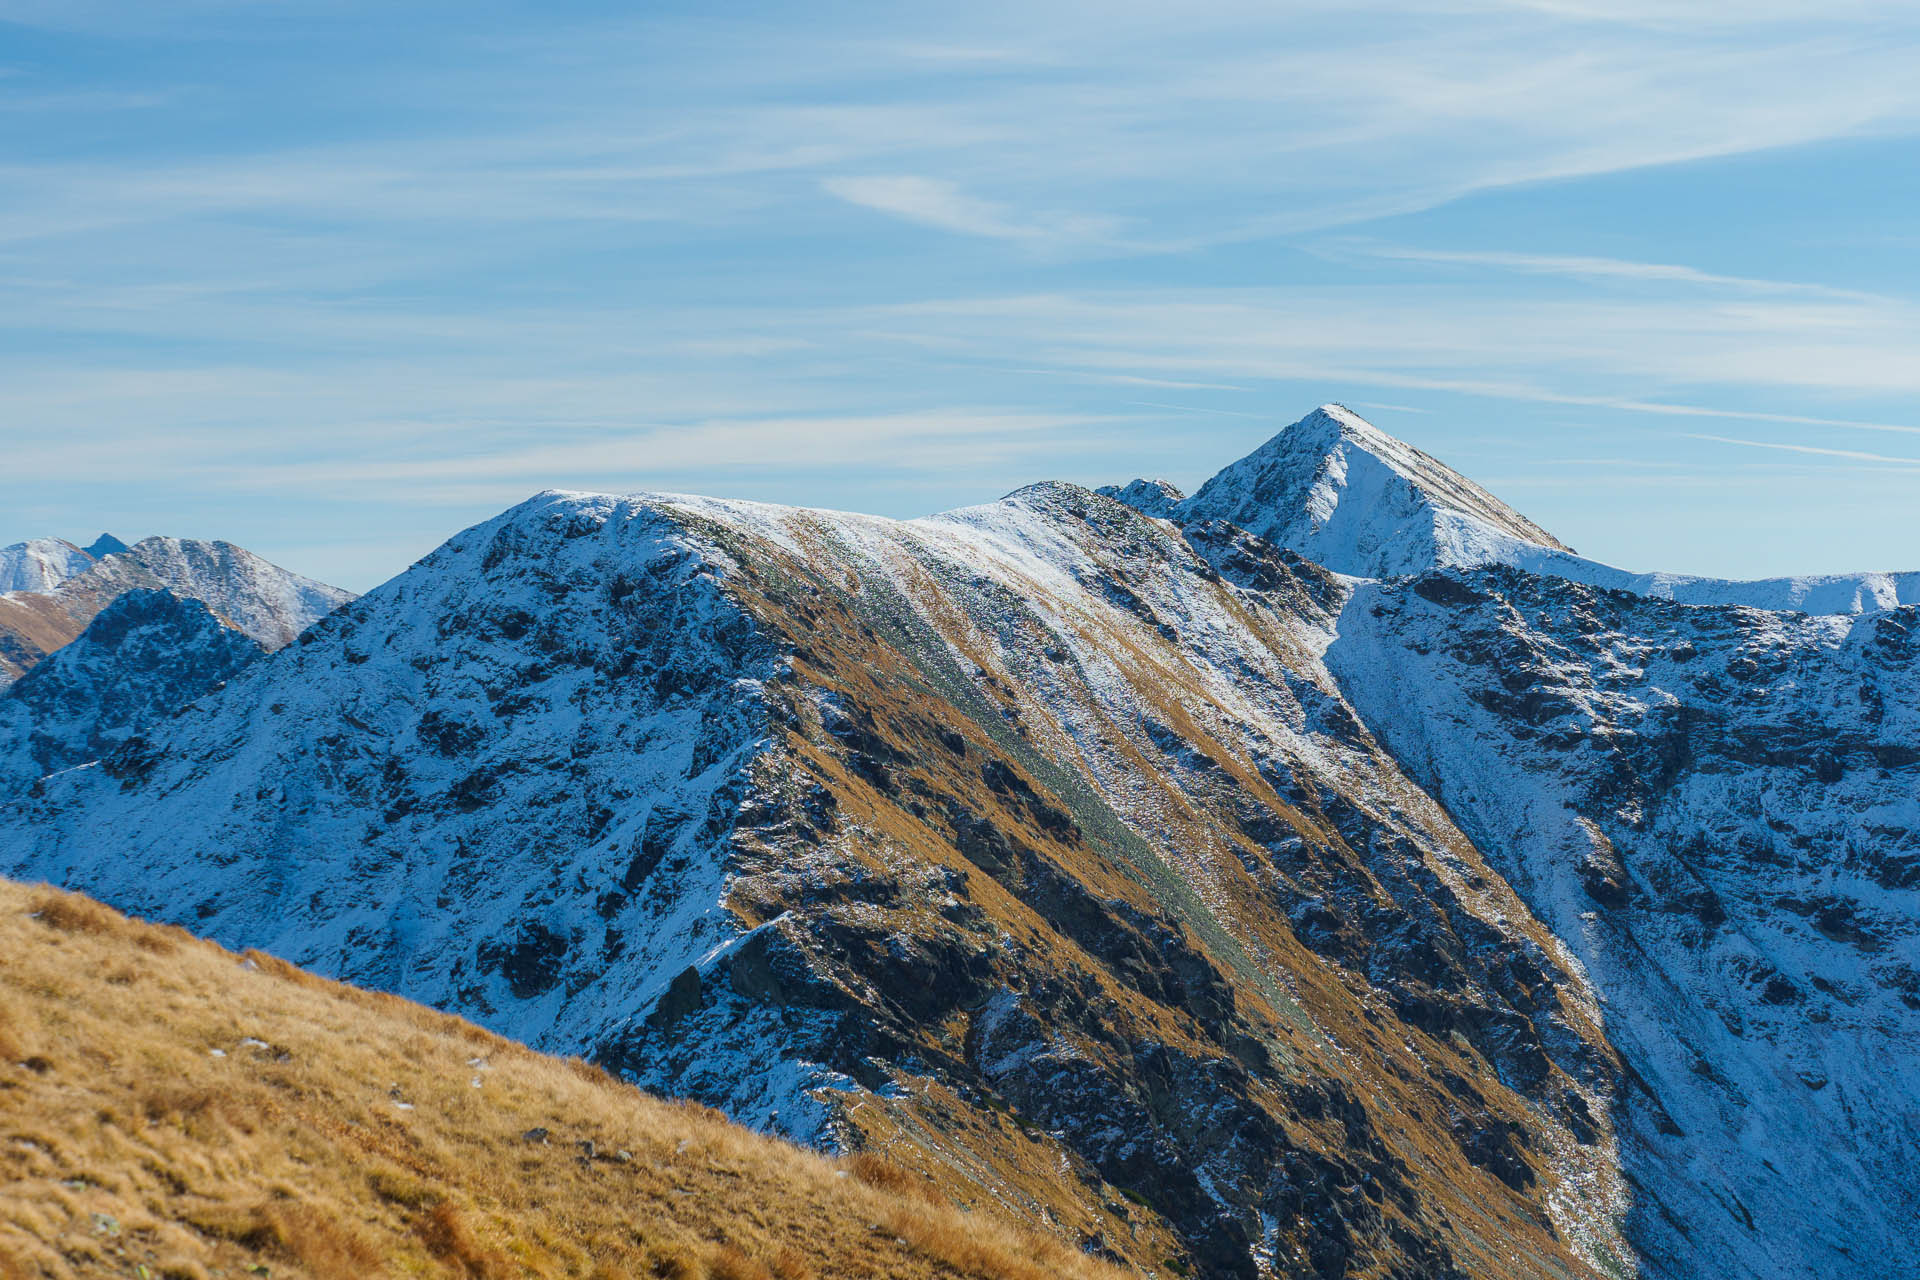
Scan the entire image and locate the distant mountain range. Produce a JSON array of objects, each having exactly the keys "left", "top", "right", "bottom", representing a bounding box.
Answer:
[
  {"left": 0, "top": 532, "right": 352, "bottom": 687},
  {"left": 4, "top": 407, "right": 1913, "bottom": 1280}
]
